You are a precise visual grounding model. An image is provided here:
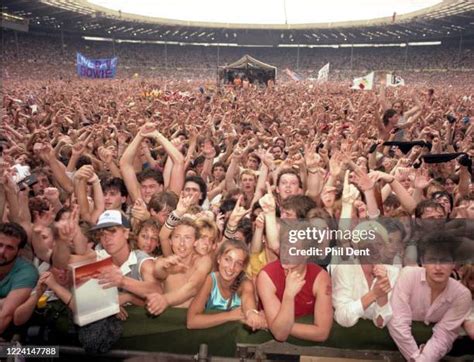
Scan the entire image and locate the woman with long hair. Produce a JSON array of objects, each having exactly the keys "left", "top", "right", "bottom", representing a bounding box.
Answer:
[{"left": 187, "top": 239, "right": 266, "bottom": 330}]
